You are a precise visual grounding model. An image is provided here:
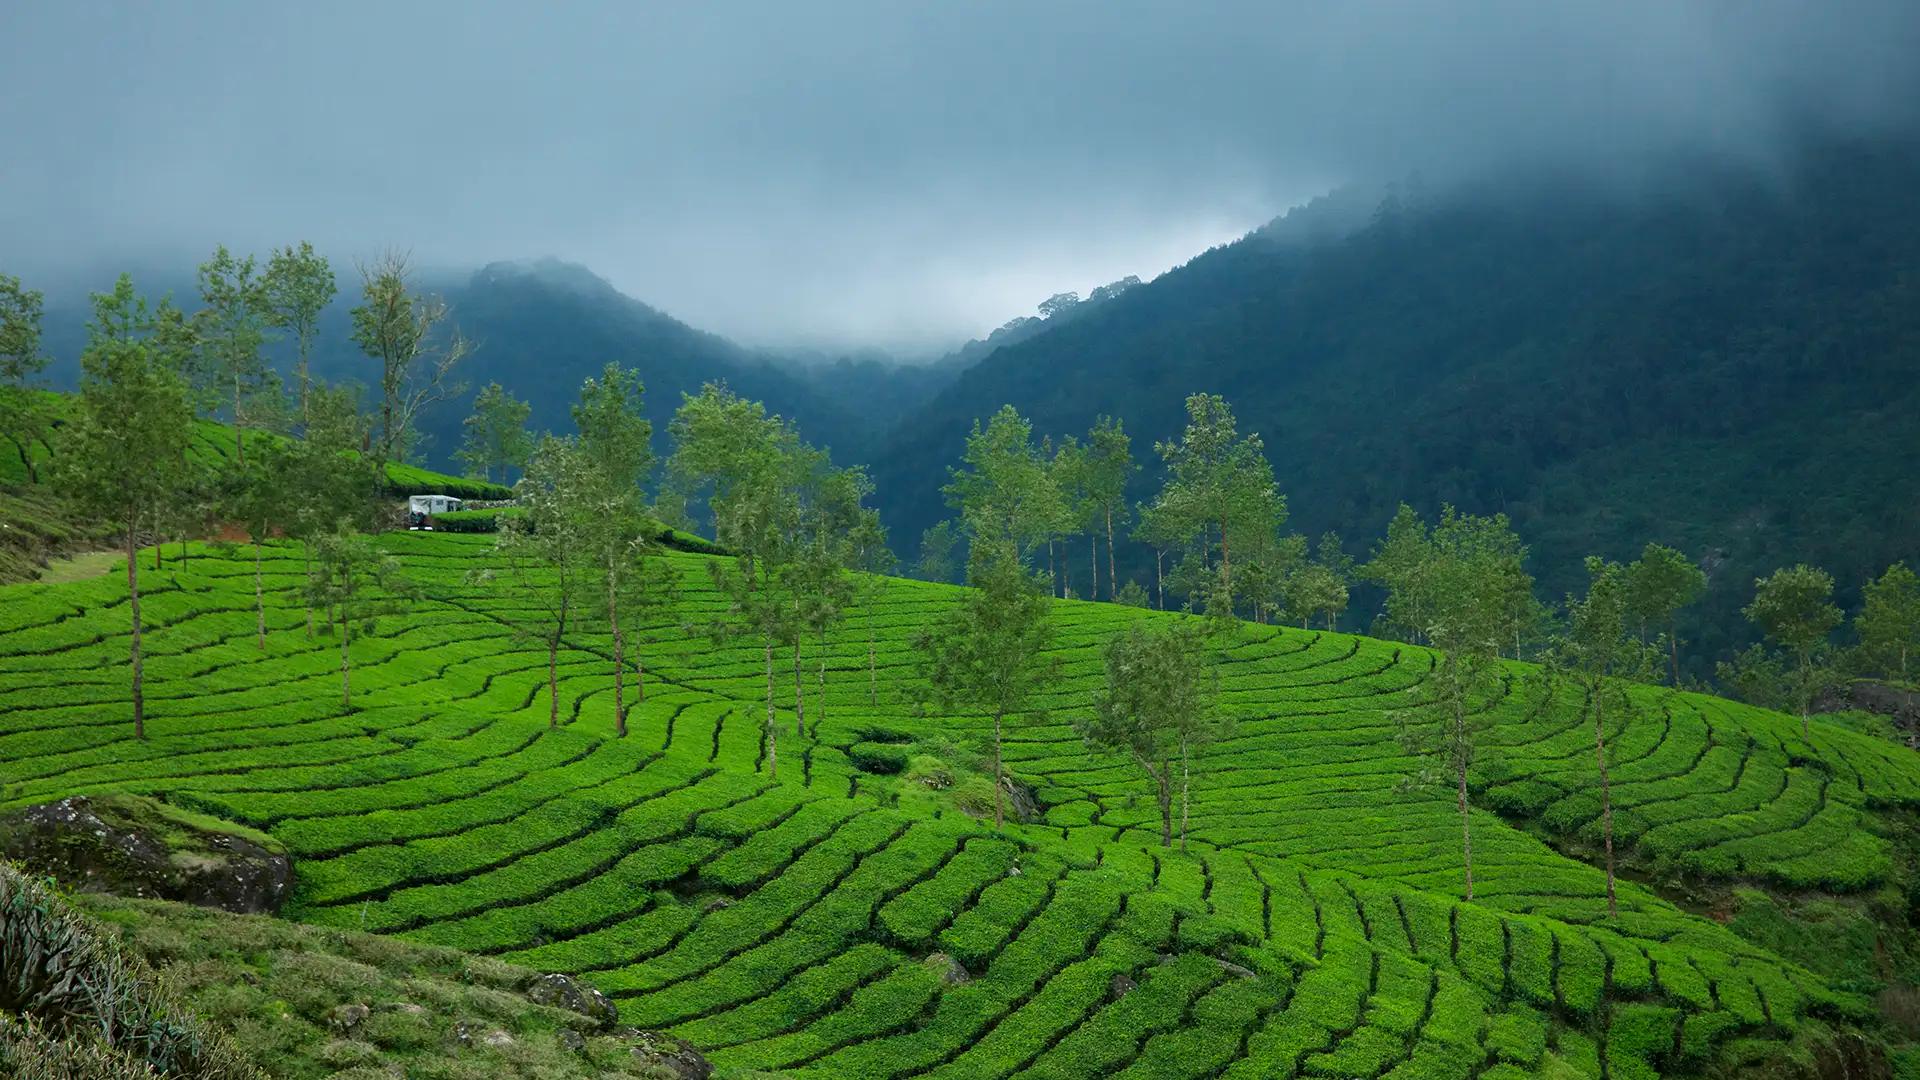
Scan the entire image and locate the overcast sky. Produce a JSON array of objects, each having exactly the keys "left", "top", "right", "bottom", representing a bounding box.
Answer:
[{"left": 4, "top": 2, "right": 1917, "bottom": 353}]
